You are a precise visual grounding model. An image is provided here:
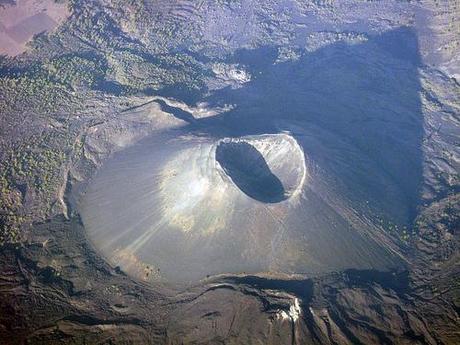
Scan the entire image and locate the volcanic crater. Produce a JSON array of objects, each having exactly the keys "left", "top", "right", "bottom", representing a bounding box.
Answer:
[{"left": 215, "top": 135, "right": 306, "bottom": 203}]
